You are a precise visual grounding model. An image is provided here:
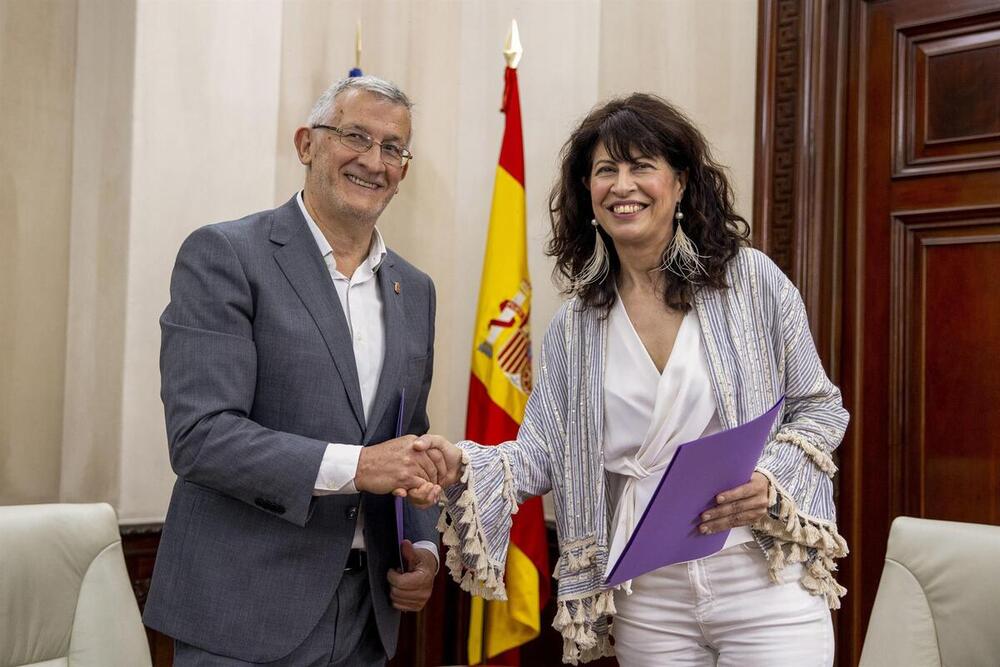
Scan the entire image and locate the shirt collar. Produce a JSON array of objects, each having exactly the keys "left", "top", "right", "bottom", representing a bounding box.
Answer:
[{"left": 297, "top": 190, "right": 387, "bottom": 275}]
